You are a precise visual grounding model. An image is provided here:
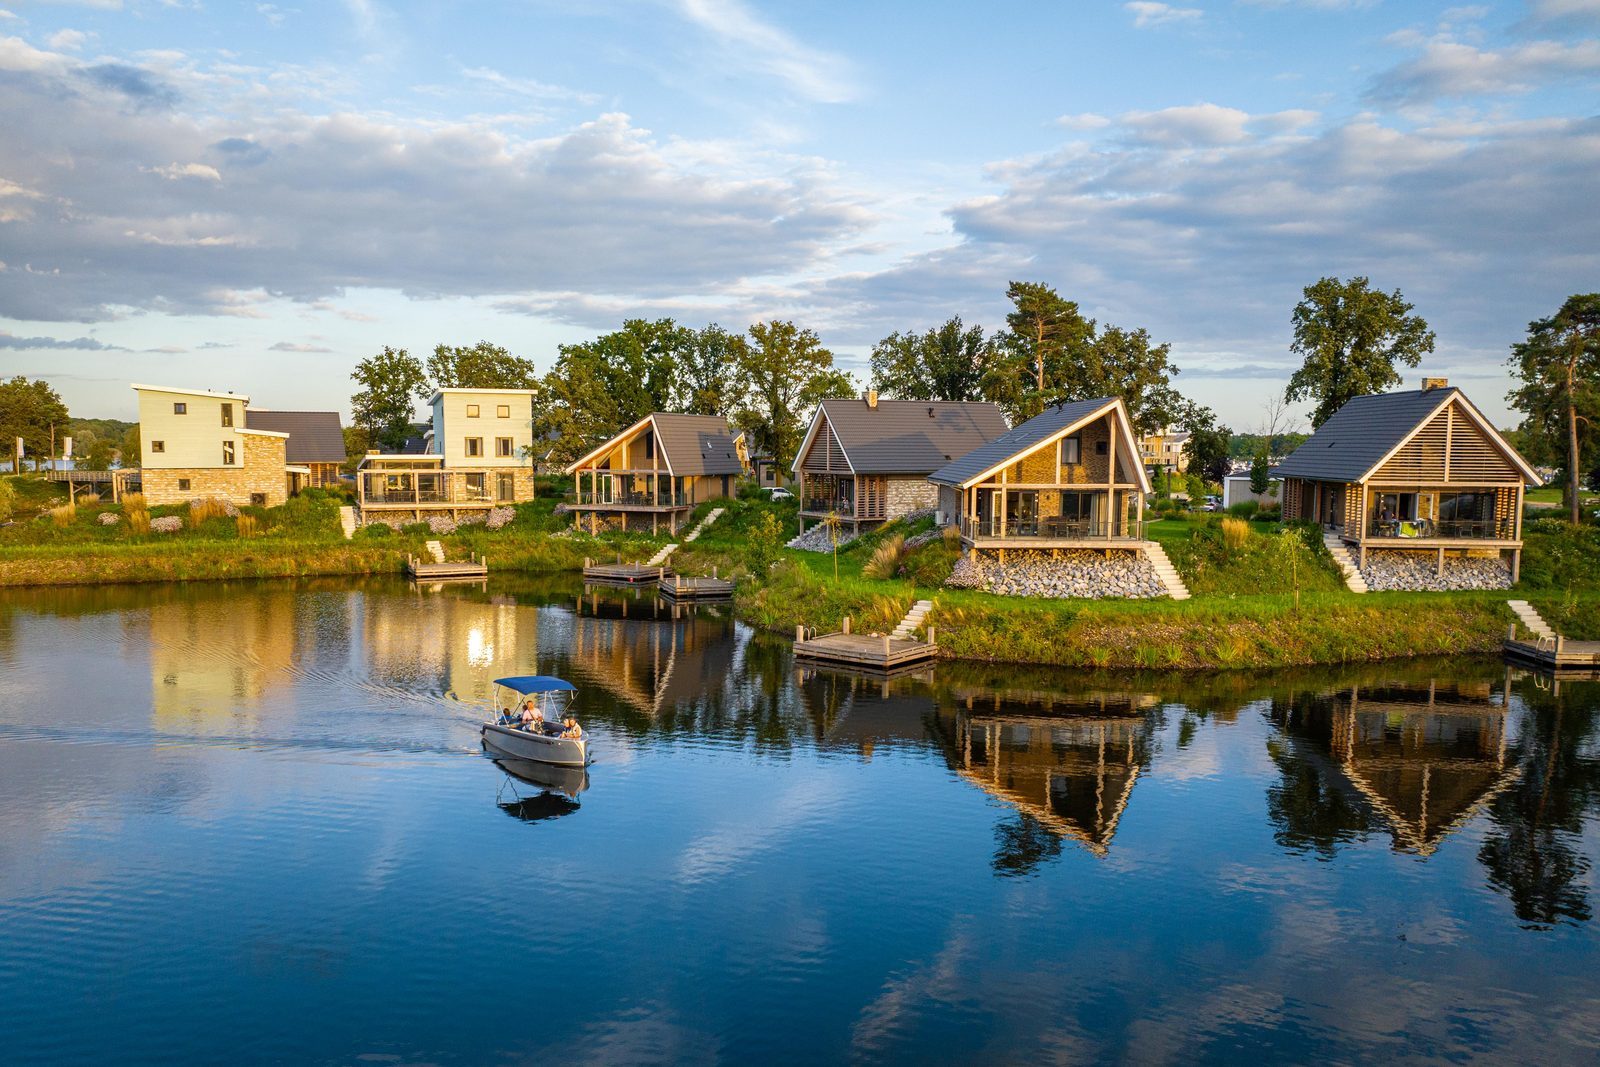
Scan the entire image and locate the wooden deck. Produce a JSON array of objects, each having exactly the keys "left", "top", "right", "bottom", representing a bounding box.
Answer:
[
  {"left": 581, "top": 561, "right": 673, "bottom": 586},
  {"left": 1504, "top": 637, "right": 1600, "bottom": 675},
  {"left": 794, "top": 629, "right": 938, "bottom": 670},
  {"left": 405, "top": 560, "right": 489, "bottom": 580},
  {"left": 659, "top": 575, "right": 735, "bottom": 600}
]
